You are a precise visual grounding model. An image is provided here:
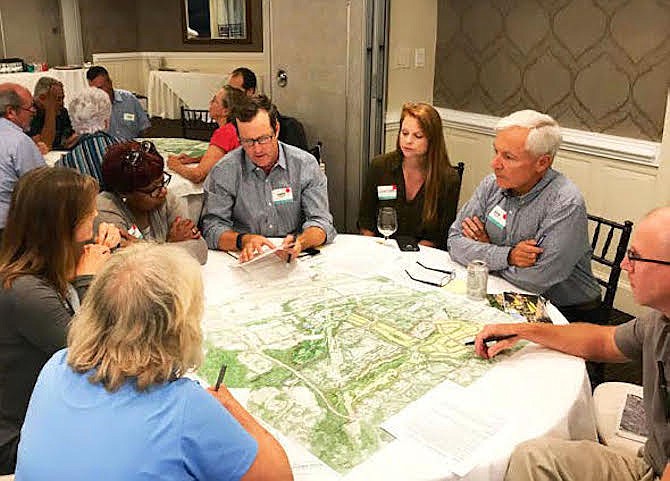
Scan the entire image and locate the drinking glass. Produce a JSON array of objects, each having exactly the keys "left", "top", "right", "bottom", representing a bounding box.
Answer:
[{"left": 377, "top": 207, "right": 398, "bottom": 245}]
